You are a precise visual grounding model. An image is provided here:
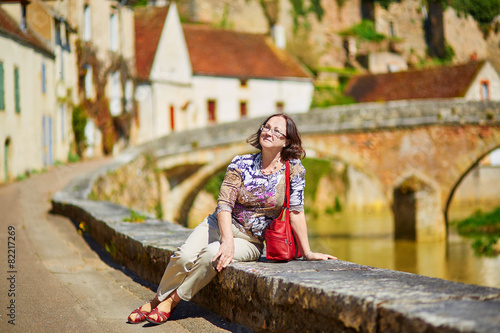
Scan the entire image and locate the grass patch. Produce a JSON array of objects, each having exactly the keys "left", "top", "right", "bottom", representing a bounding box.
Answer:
[
  {"left": 123, "top": 209, "right": 147, "bottom": 223},
  {"left": 453, "top": 207, "right": 500, "bottom": 256},
  {"left": 455, "top": 207, "right": 500, "bottom": 235},
  {"left": 204, "top": 170, "right": 226, "bottom": 201}
]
